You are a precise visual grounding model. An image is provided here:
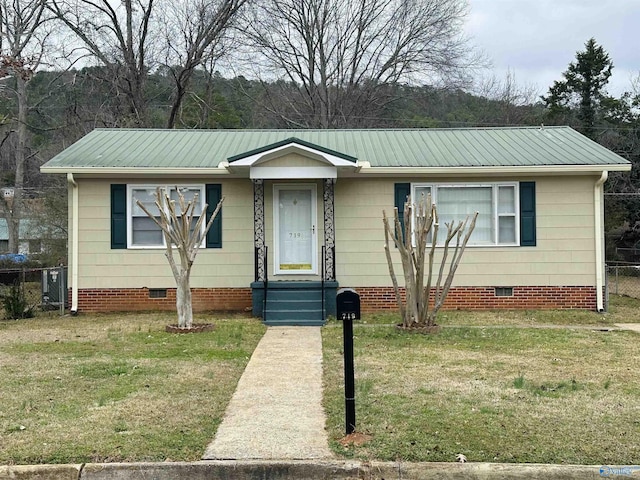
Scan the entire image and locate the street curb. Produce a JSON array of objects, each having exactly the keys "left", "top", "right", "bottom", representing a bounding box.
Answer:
[
  {"left": 0, "top": 464, "right": 82, "bottom": 480},
  {"left": 0, "top": 460, "right": 616, "bottom": 480}
]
